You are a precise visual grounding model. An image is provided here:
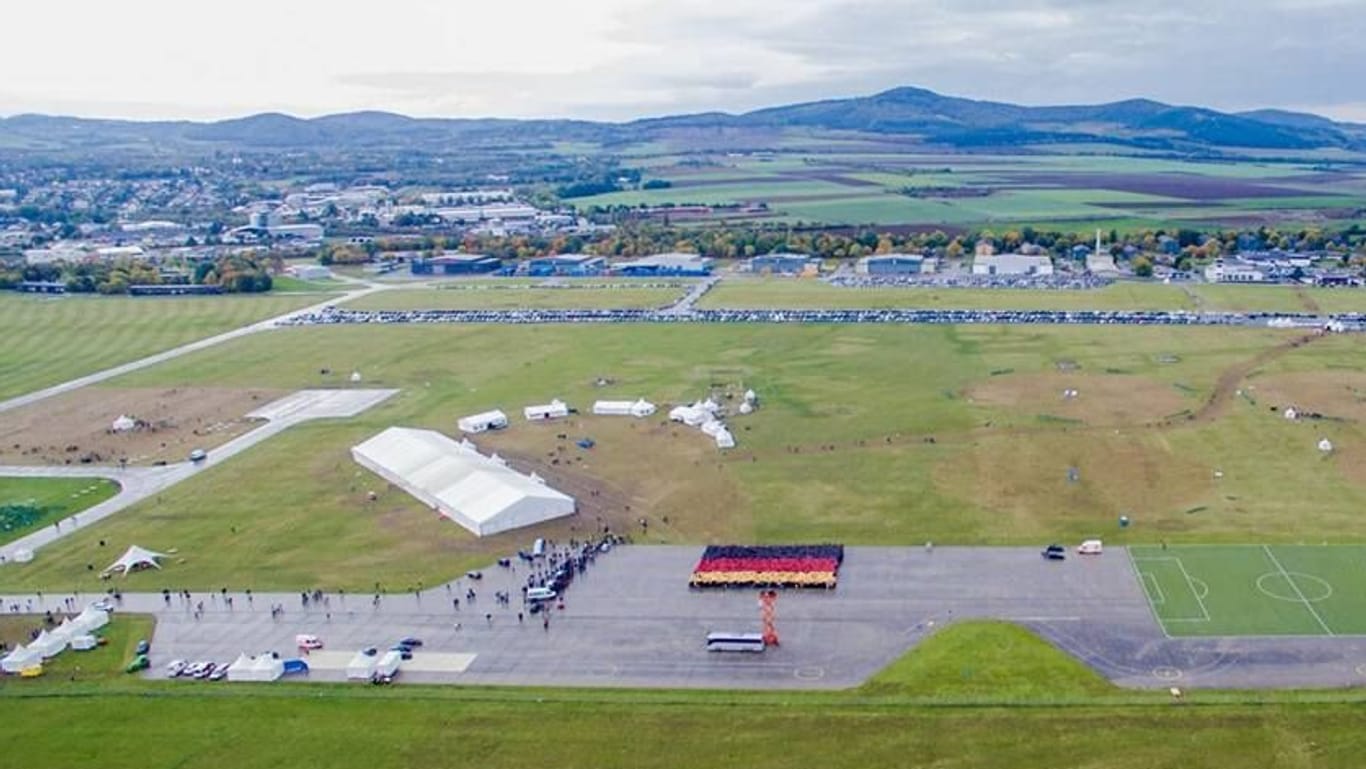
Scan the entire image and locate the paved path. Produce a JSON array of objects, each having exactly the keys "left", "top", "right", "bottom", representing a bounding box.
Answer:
[
  {"left": 0, "top": 284, "right": 386, "bottom": 416},
  {"left": 0, "top": 389, "right": 398, "bottom": 561},
  {"left": 660, "top": 276, "right": 721, "bottom": 315},
  {"left": 5, "top": 546, "right": 1364, "bottom": 690}
]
